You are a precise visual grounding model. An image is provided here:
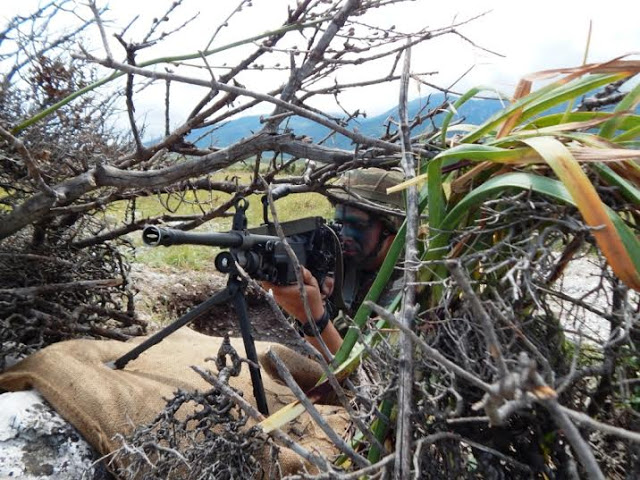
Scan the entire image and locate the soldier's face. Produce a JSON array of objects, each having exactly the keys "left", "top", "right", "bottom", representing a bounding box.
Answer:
[{"left": 334, "top": 205, "right": 383, "bottom": 262}]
